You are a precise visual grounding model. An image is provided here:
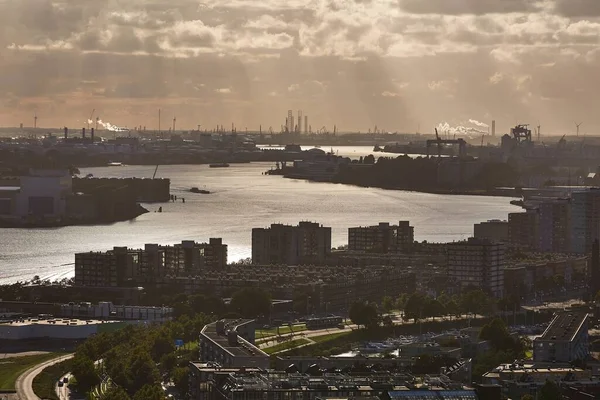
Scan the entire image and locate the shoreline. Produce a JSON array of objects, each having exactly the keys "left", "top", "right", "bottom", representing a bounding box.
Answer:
[{"left": 0, "top": 205, "right": 149, "bottom": 229}]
